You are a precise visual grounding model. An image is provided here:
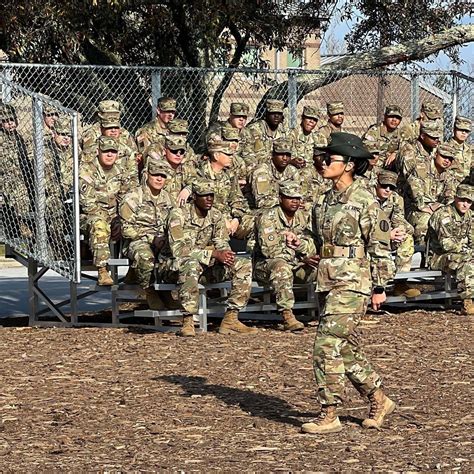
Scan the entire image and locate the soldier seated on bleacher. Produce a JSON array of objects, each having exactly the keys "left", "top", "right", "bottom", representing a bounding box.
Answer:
[{"left": 427, "top": 184, "right": 474, "bottom": 315}]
